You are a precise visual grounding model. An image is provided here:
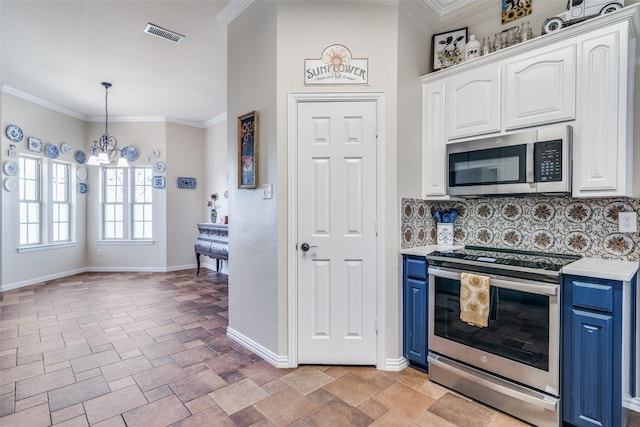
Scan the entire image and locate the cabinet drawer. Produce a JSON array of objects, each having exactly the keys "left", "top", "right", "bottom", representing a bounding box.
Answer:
[
  {"left": 405, "top": 257, "right": 427, "bottom": 280},
  {"left": 195, "top": 240, "right": 212, "bottom": 253},
  {"left": 572, "top": 281, "right": 613, "bottom": 312}
]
